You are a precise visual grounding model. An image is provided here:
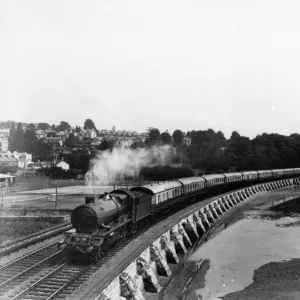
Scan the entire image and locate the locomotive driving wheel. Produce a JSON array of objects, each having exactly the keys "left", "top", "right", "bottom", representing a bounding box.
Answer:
[
  {"left": 91, "top": 248, "right": 102, "bottom": 263},
  {"left": 118, "top": 226, "right": 127, "bottom": 241}
]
